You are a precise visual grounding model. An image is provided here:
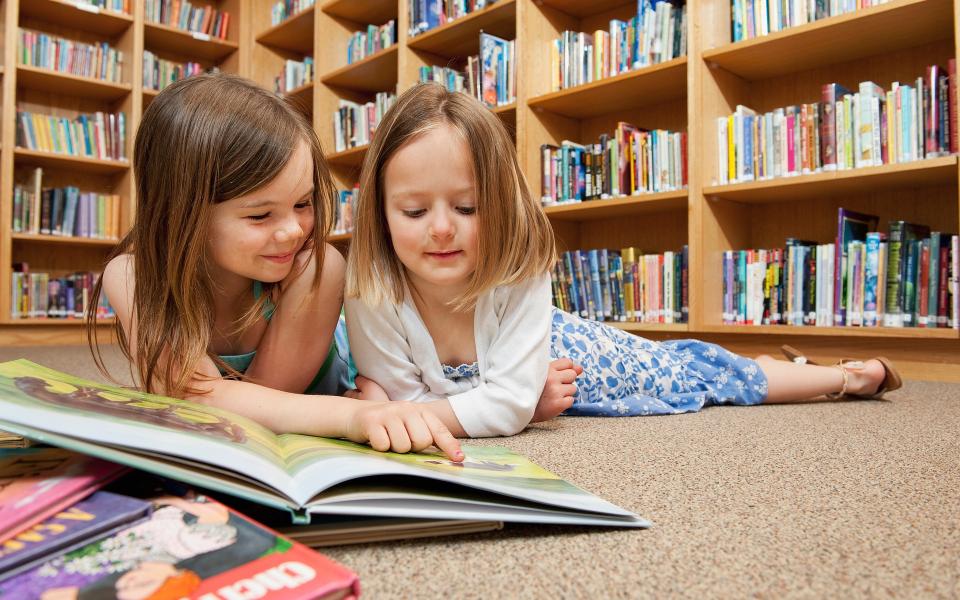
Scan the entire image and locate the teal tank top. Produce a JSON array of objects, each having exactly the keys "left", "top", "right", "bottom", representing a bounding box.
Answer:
[{"left": 217, "top": 281, "right": 356, "bottom": 395}]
